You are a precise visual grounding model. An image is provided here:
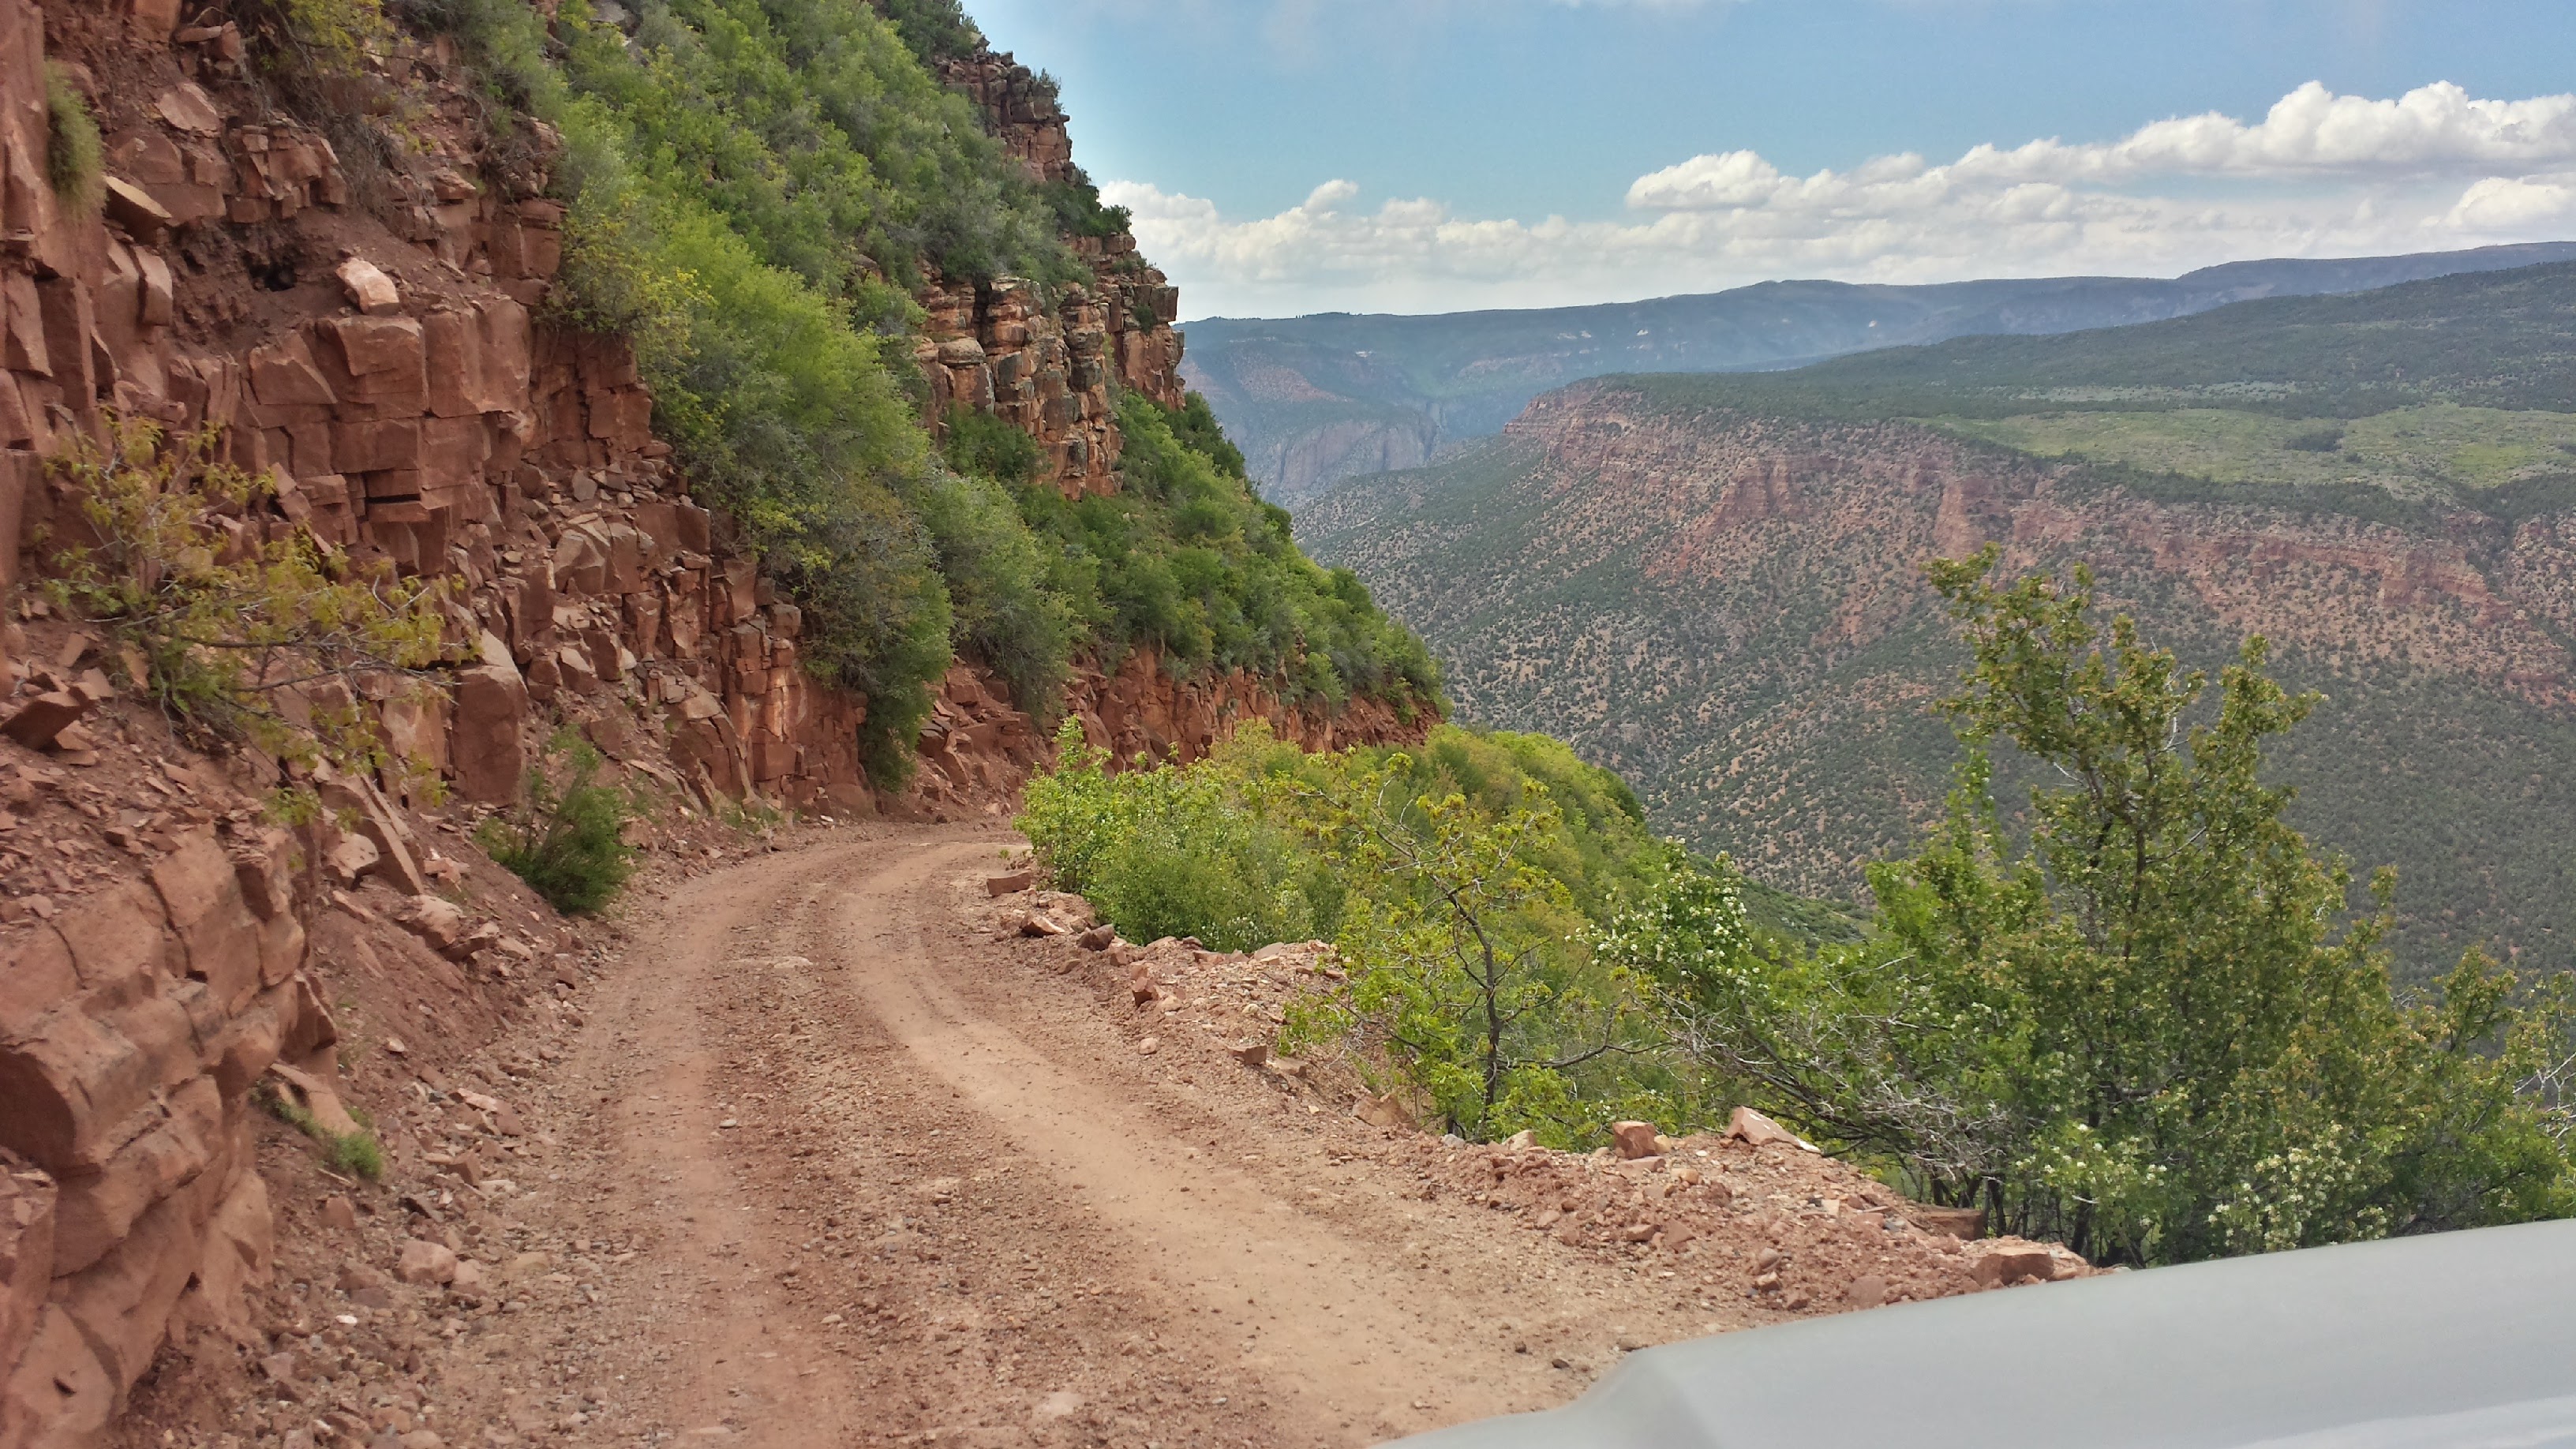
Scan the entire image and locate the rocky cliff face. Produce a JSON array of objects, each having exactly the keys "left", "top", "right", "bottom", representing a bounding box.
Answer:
[
  {"left": 0, "top": 5, "right": 1415, "bottom": 1440},
  {"left": 1300, "top": 378, "right": 2576, "bottom": 979}
]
